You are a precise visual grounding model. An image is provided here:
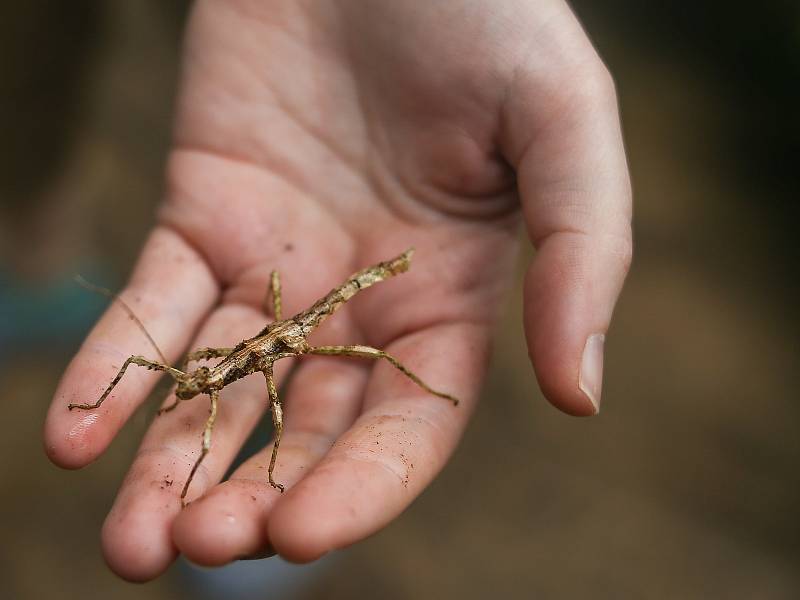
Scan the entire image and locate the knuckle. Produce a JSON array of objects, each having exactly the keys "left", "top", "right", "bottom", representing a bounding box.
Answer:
[
  {"left": 586, "top": 60, "right": 618, "bottom": 102},
  {"left": 610, "top": 227, "right": 634, "bottom": 276},
  {"left": 618, "top": 232, "right": 633, "bottom": 275},
  {"left": 553, "top": 54, "right": 619, "bottom": 111}
]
